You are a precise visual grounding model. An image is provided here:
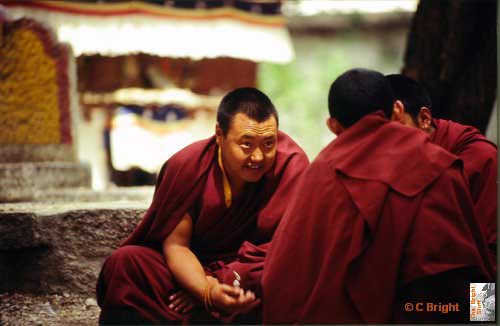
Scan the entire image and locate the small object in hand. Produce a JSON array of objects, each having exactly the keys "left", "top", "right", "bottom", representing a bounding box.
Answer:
[{"left": 232, "top": 270, "right": 241, "bottom": 287}]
